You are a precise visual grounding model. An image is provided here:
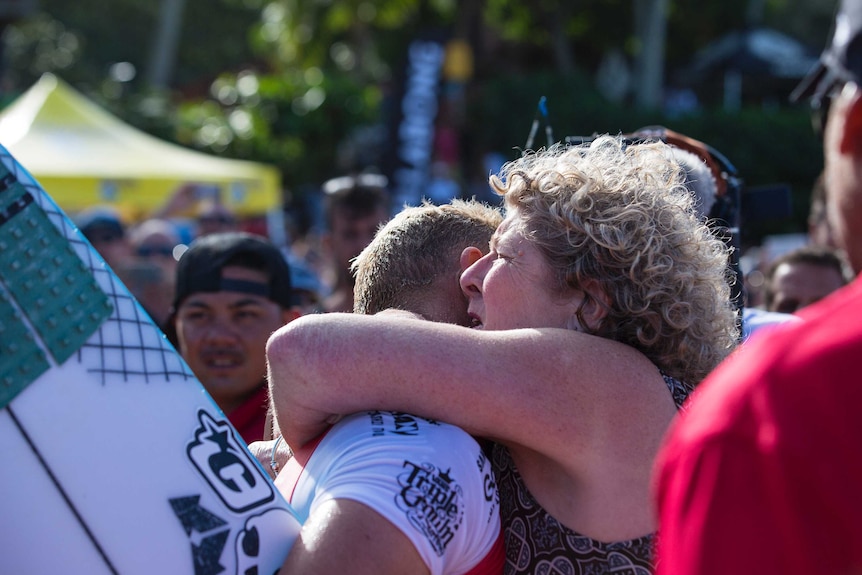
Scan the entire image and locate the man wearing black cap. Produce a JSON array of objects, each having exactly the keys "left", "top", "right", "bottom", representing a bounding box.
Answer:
[
  {"left": 169, "top": 232, "right": 300, "bottom": 443},
  {"left": 653, "top": 2, "right": 862, "bottom": 574}
]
